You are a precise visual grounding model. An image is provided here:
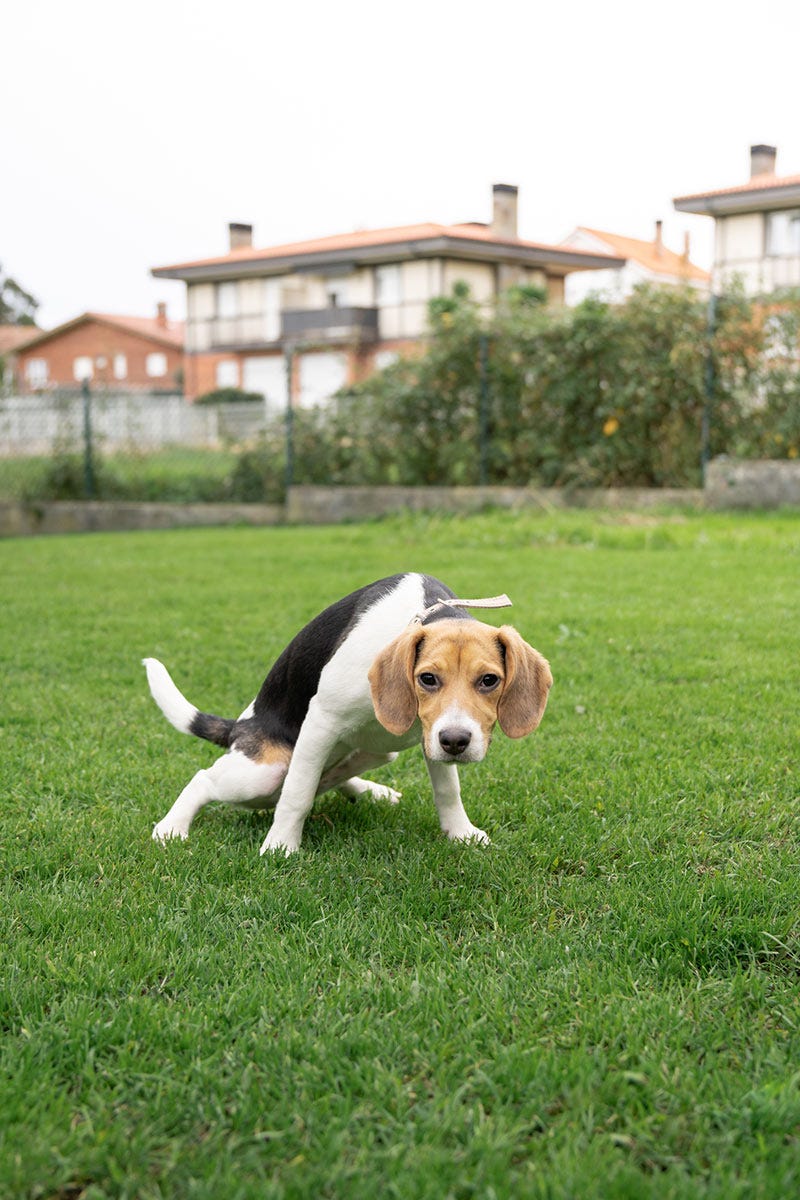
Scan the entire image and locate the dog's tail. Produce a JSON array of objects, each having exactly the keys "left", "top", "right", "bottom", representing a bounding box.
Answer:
[{"left": 142, "top": 658, "right": 236, "bottom": 749}]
